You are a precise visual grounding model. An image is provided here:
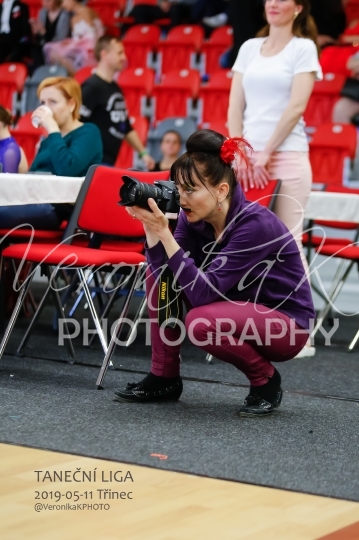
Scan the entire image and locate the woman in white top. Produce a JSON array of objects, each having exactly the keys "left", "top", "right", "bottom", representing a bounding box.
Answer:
[
  {"left": 228, "top": 0, "right": 321, "bottom": 259},
  {"left": 228, "top": 0, "right": 321, "bottom": 357}
]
